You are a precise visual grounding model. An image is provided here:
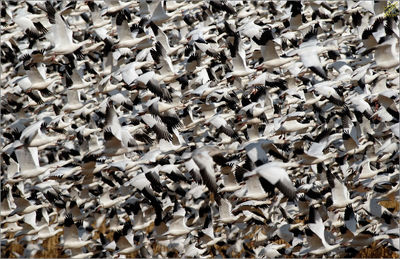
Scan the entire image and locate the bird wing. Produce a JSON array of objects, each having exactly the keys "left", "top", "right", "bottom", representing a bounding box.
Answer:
[
  {"left": 53, "top": 12, "right": 73, "bottom": 48},
  {"left": 219, "top": 198, "right": 233, "bottom": 219},
  {"left": 308, "top": 207, "right": 329, "bottom": 246},
  {"left": 14, "top": 197, "right": 32, "bottom": 210},
  {"left": 151, "top": 0, "right": 169, "bottom": 21},
  {"left": 298, "top": 48, "right": 321, "bottom": 68},
  {"left": 257, "top": 165, "right": 296, "bottom": 199},
  {"left": 26, "top": 66, "right": 45, "bottom": 85},
  {"left": 331, "top": 178, "right": 350, "bottom": 205},
  {"left": 116, "top": 12, "right": 132, "bottom": 42},
  {"left": 344, "top": 205, "right": 357, "bottom": 234},
  {"left": 66, "top": 90, "right": 81, "bottom": 105},
  {"left": 192, "top": 150, "right": 220, "bottom": 202},
  {"left": 306, "top": 141, "right": 326, "bottom": 158},
  {"left": 24, "top": 211, "right": 38, "bottom": 228},
  {"left": 121, "top": 62, "right": 138, "bottom": 85},
  {"left": 117, "top": 234, "right": 134, "bottom": 250},
  {"left": 105, "top": 103, "right": 122, "bottom": 141},
  {"left": 120, "top": 127, "right": 135, "bottom": 147},
  {"left": 261, "top": 41, "right": 280, "bottom": 61},
  {"left": 63, "top": 214, "right": 80, "bottom": 242},
  {"left": 16, "top": 147, "right": 40, "bottom": 171},
  {"left": 150, "top": 21, "right": 170, "bottom": 52}
]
